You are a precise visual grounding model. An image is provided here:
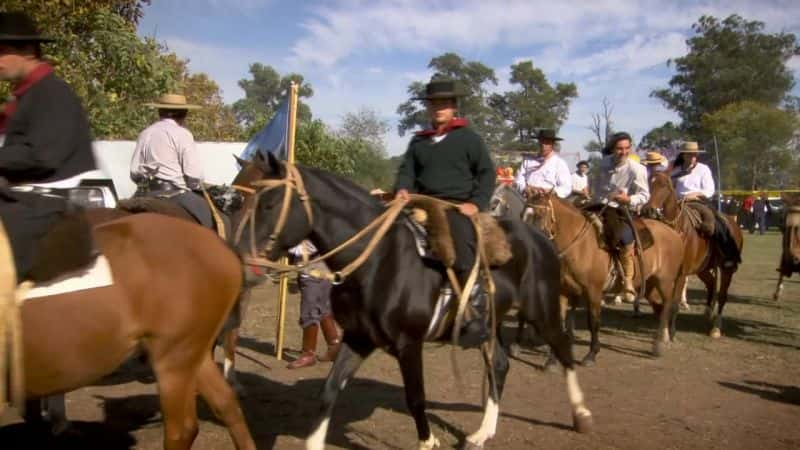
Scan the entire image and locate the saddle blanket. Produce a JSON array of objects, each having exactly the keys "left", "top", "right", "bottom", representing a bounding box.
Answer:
[{"left": 20, "top": 255, "right": 114, "bottom": 301}]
